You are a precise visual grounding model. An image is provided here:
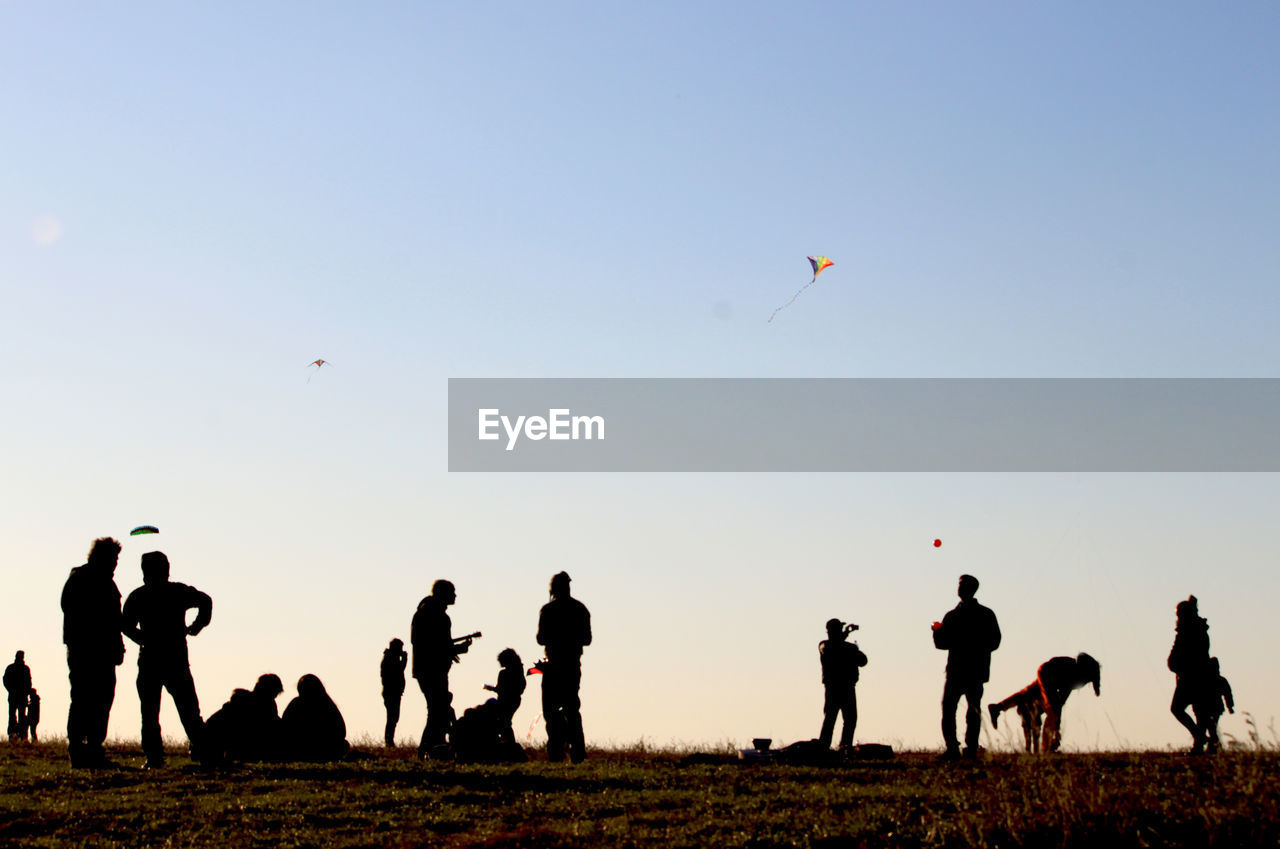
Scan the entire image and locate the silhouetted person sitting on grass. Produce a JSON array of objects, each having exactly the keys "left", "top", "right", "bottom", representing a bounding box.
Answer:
[
  {"left": 1168, "top": 595, "right": 1213, "bottom": 752},
  {"left": 991, "top": 653, "right": 1100, "bottom": 753},
  {"left": 817, "top": 619, "right": 868, "bottom": 751},
  {"left": 122, "top": 551, "right": 212, "bottom": 768},
  {"left": 282, "top": 674, "right": 349, "bottom": 761},
  {"left": 25, "top": 689, "right": 40, "bottom": 742},
  {"left": 5, "top": 650, "right": 32, "bottom": 741},
  {"left": 62, "top": 536, "right": 126, "bottom": 768},
  {"left": 452, "top": 651, "right": 528, "bottom": 764},
  {"left": 933, "top": 574, "right": 1001, "bottom": 760},
  {"left": 1192, "top": 657, "right": 1234, "bottom": 754},
  {"left": 203, "top": 673, "right": 285, "bottom": 764},
  {"left": 451, "top": 699, "right": 529, "bottom": 764},
  {"left": 484, "top": 648, "right": 526, "bottom": 746},
  {"left": 381, "top": 638, "right": 407, "bottom": 747}
]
